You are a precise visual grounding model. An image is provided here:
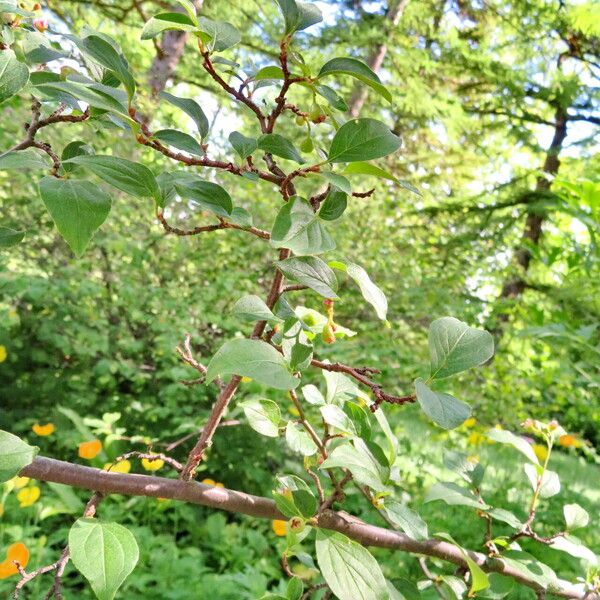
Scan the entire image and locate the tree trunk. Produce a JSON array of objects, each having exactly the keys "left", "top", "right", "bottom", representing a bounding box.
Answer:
[
  {"left": 147, "top": 0, "right": 204, "bottom": 95},
  {"left": 498, "top": 105, "right": 568, "bottom": 303},
  {"left": 348, "top": 0, "right": 409, "bottom": 117}
]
